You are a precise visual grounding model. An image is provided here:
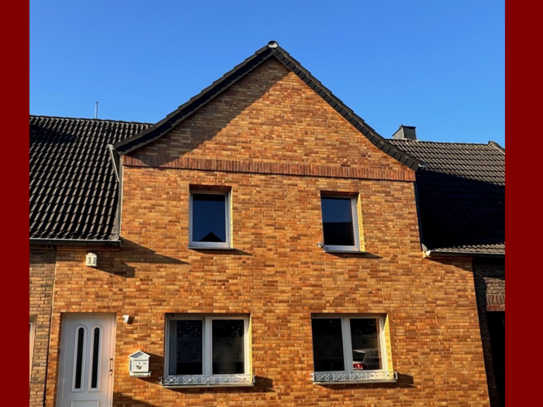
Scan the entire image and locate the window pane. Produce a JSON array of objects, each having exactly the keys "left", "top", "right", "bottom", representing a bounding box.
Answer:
[
  {"left": 321, "top": 197, "right": 355, "bottom": 246},
  {"left": 350, "top": 318, "right": 381, "bottom": 370},
  {"left": 192, "top": 194, "right": 227, "bottom": 243},
  {"left": 212, "top": 320, "right": 245, "bottom": 374},
  {"left": 169, "top": 320, "right": 203, "bottom": 375},
  {"left": 74, "top": 327, "right": 85, "bottom": 389},
  {"left": 90, "top": 327, "right": 100, "bottom": 389},
  {"left": 311, "top": 318, "right": 344, "bottom": 372}
]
